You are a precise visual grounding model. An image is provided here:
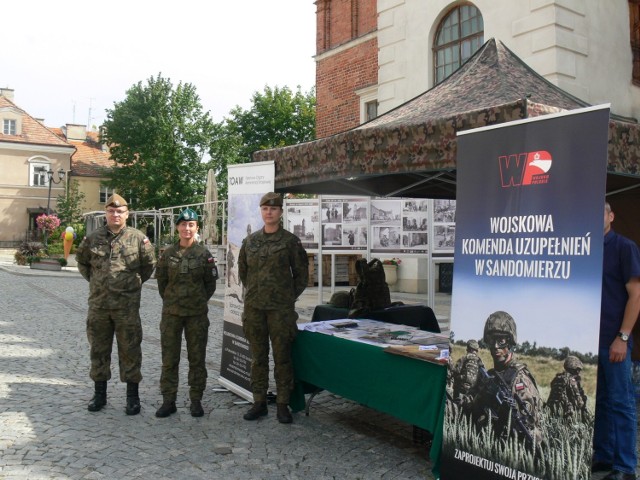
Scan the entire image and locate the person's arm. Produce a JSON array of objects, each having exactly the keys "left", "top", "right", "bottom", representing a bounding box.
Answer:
[
  {"left": 203, "top": 251, "right": 217, "bottom": 300},
  {"left": 610, "top": 277, "right": 640, "bottom": 362},
  {"left": 139, "top": 236, "right": 156, "bottom": 283},
  {"left": 75, "top": 237, "right": 91, "bottom": 281},
  {"left": 290, "top": 238, "right": 309, "bottom": 299},
  {"left": 155, "top": 252, "right": 168, "bottom": 299}
]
